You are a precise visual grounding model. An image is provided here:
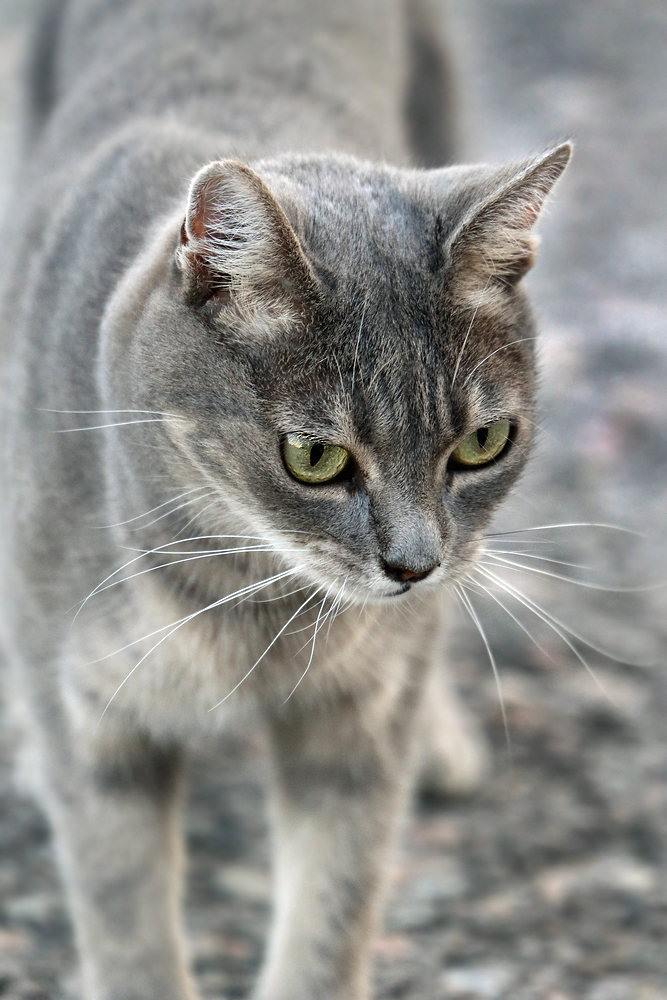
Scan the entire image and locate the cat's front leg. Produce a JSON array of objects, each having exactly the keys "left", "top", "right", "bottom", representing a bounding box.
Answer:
[
  {"left": 36, "top": 712, "right": 195, "bottom": 1000},
  {"left": 417, "top": 660, "right": 491, "bottom": 798},
  {"left": 255, "top": 666, "right": 425, "bottom": 1000}
]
